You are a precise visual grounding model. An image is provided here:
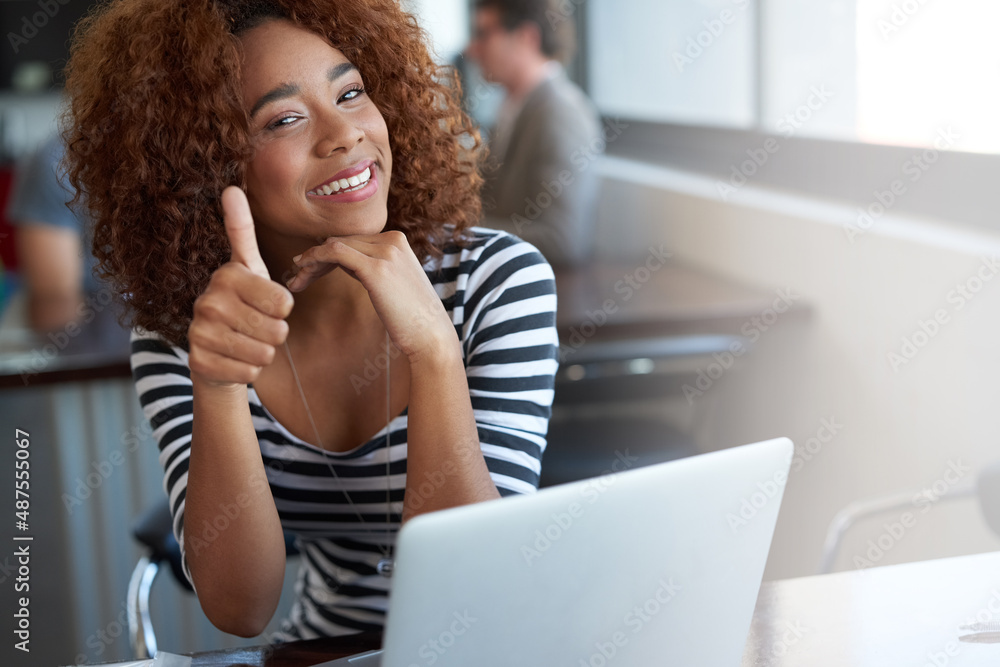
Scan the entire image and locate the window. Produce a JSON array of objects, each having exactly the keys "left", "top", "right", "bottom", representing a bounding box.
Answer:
[
  {"left": 766, "top": 0, "right": 1000, "bottom": 153},
  {"left": 590, "top": 0, "right": 1000, "bottom": 154},
  {"left": 588, "top": 0, "right": 755, "bottom": 129},
  {"left": 586, "top": 0, "right": 1000, "bottom": 230}
]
